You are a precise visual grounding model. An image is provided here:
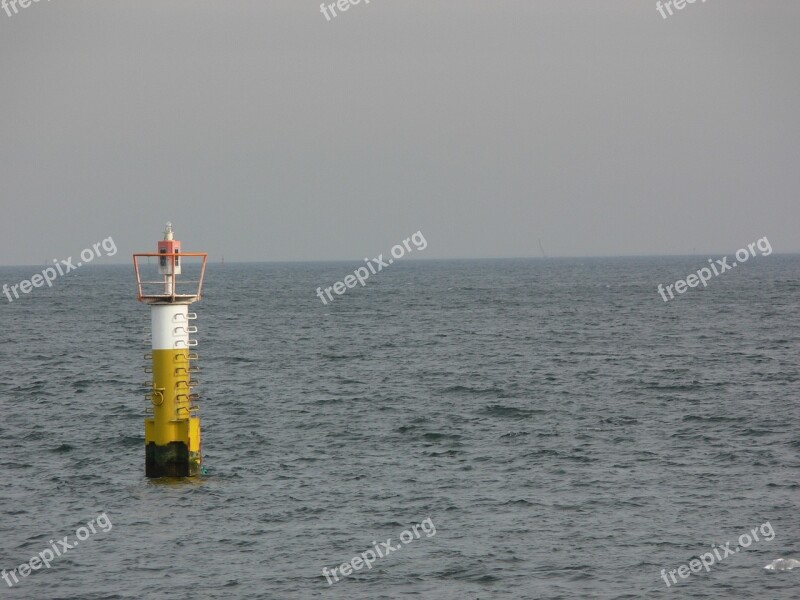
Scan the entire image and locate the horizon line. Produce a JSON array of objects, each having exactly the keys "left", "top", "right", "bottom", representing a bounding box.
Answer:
[{"left": 0, "top": 252, "right": 795, "bottom": 269}]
